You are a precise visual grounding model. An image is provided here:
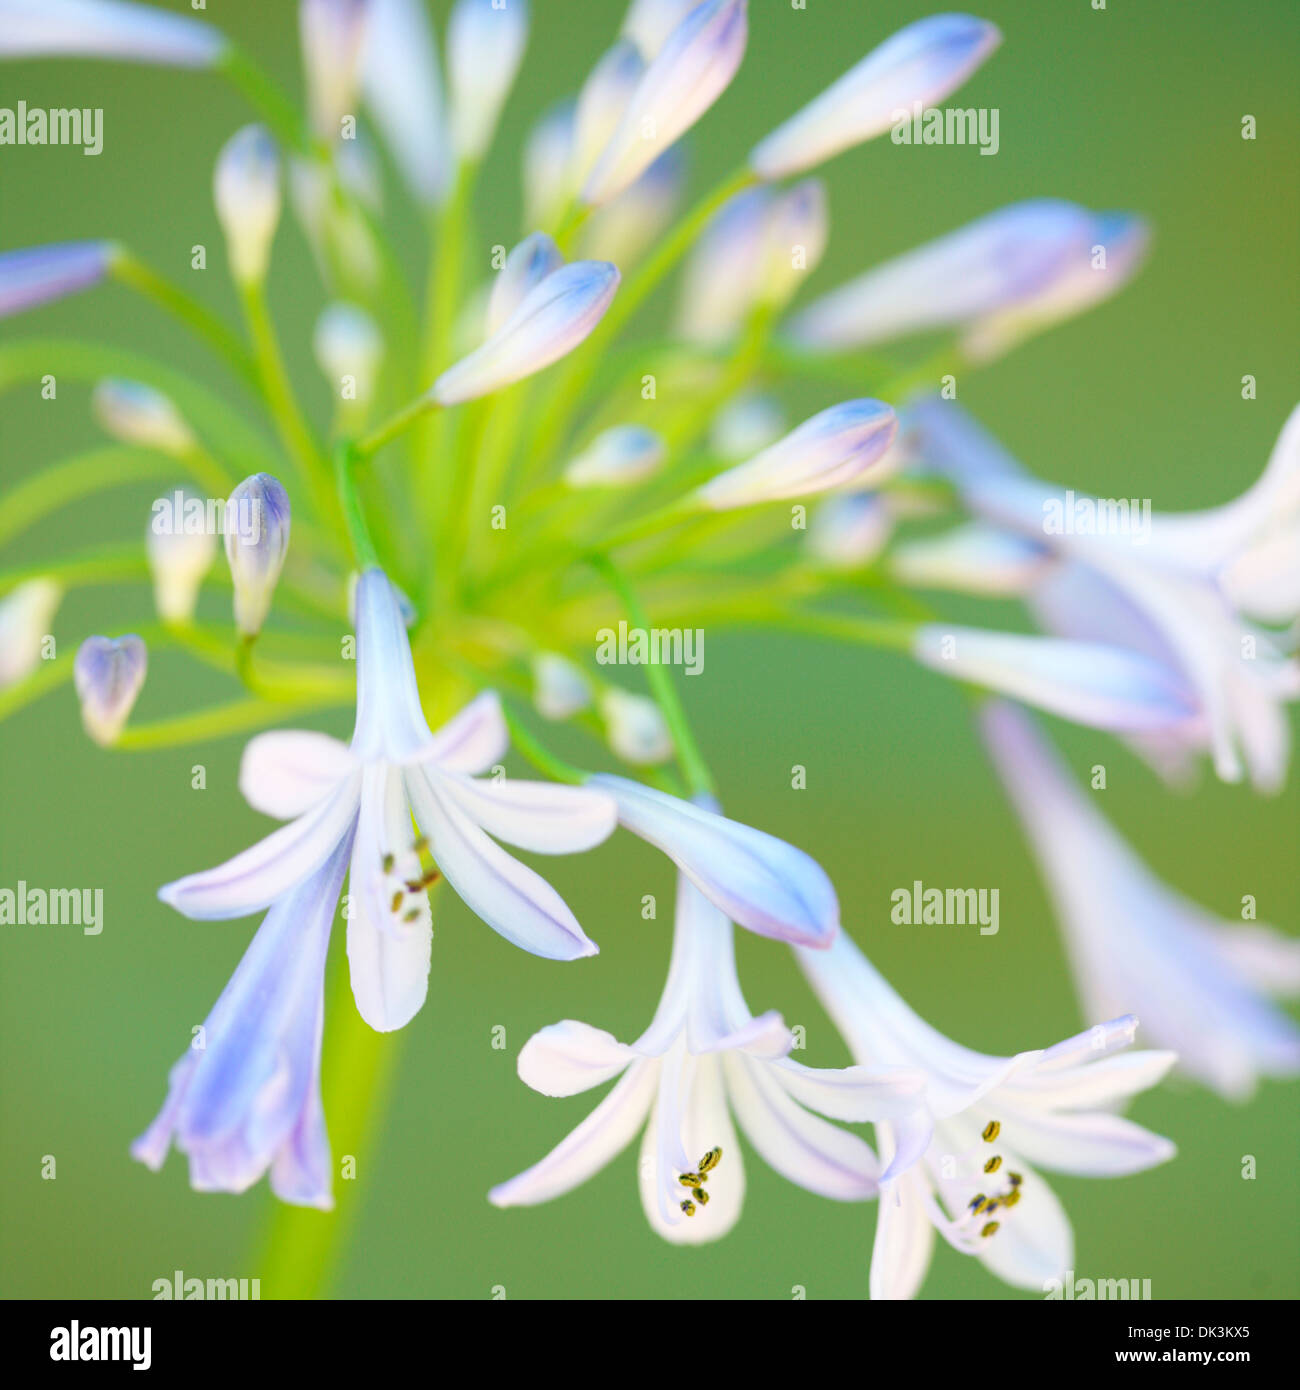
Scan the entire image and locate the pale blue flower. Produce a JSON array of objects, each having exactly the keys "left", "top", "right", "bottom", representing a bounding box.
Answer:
[
  {"left": 980, "top": 699, "right": 1300, "bottom": 1100},
  {"left": 750, "top": 13, "right": 1001, "bottom": 180},
  {"left": 74, "top": 634, "right": 147, "bottom": 745},
  {"left": 224, "top": 473, "right": 291, "bottom": 637},
  {"left": 213, "top": 125, "right": 282, "bottom": 286},
  {"left": 487, "top": 233, "right": 564, "bottom": 336},
  {"left": 571, "top": 39, "right": 646, "bottom": 191},
  {"left": 448, "top": 0, "right": 530, "bottom": 162},
  {"left": 92, "top": 378, "right": 194, "bottom": 456},
  {"left": 621, "top": 0, "right": 697, "bottom": 59}
]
